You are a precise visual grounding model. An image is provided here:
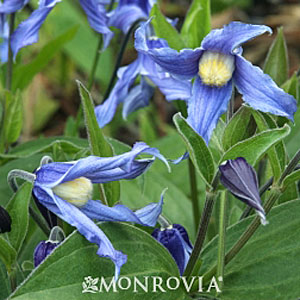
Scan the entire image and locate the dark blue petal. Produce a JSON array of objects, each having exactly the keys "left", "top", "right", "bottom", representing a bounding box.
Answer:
[
  {"left": 122, "top": 76, "right": 155, "bottom": 119},
  {"left": 95, "top": 57, "right": 143, "bottom": 127},
  {"left": 187, "top": 77, "right": 233, "bottom": 144},
  {"left": 80, "top": 193, "right": 163, "bottom": 227},
  {"left": 201, "top": 22, "right": 272, "bottom": 54},
  {"left": 135, "top": 20, "right": 203, "bottom": 80},
  {"left": 79, "top": 0, "right": 113, "bottom": 49},
  {"left": 34, "top": 241, "right": 58, "bottom": 267},
  {"left": 0, "top": 0, "right": 28, "bottom": 14},
  {"left": 10, "top": 0, "right": 61, "bottom": 59},
  {"left": 234, "top": 55, "right": 297, "bottom": 121},
  {"left": 219, "top": 157, "right": 267, "bottom": 224}
]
